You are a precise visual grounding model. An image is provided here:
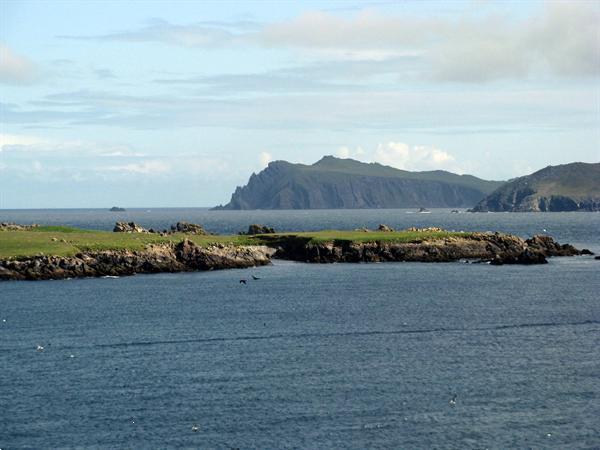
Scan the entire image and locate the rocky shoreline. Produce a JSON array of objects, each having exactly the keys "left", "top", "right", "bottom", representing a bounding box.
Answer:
[
  {"left": 0, "top": 239, "right": 275, "bottom": 281},
  {"left": 270, "top": 233, "right": 587, "bottom": 264},
  {"left": 0, "top": 227, "right": 593, "bottom": 281}
]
